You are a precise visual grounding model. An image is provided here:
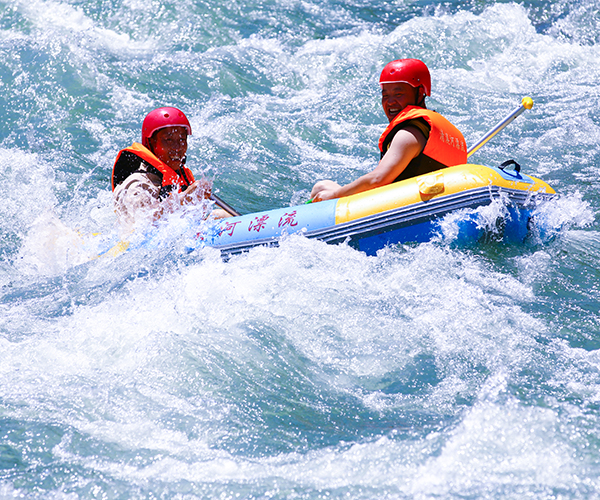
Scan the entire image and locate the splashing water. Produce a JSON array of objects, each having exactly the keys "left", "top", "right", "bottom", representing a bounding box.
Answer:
[{"left": 1, "top": 0, "right": 600, "bottom": 498}]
